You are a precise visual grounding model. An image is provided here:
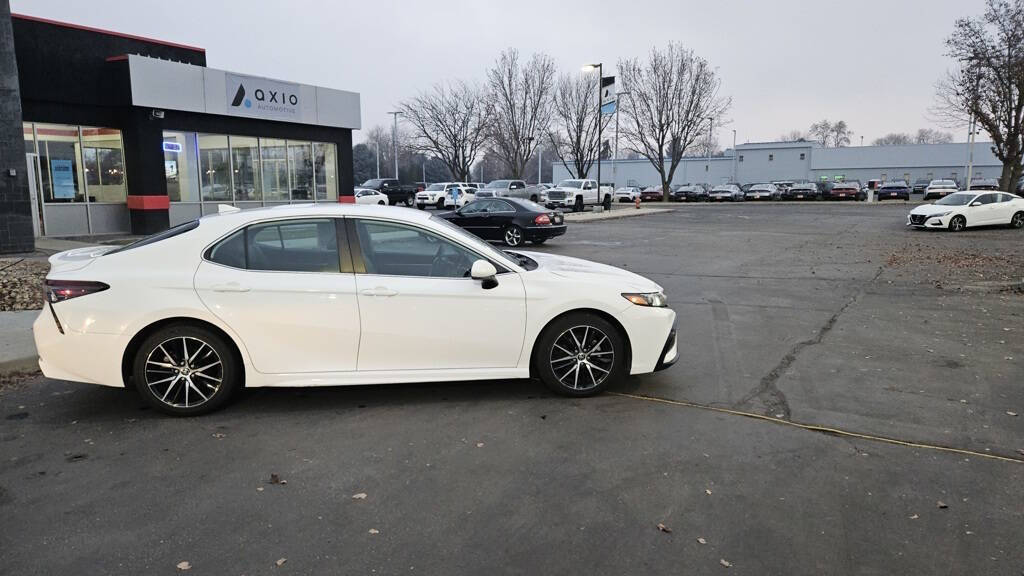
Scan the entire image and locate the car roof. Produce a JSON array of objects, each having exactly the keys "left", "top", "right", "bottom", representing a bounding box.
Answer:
[{"left": 198, "top": 203, "right": 432, "bottom": 229}]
